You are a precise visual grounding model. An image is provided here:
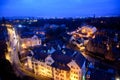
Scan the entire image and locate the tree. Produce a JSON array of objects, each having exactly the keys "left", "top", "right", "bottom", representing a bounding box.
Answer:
[{"left": 0, "top": 59, "right": 20, "bottom": 80}]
